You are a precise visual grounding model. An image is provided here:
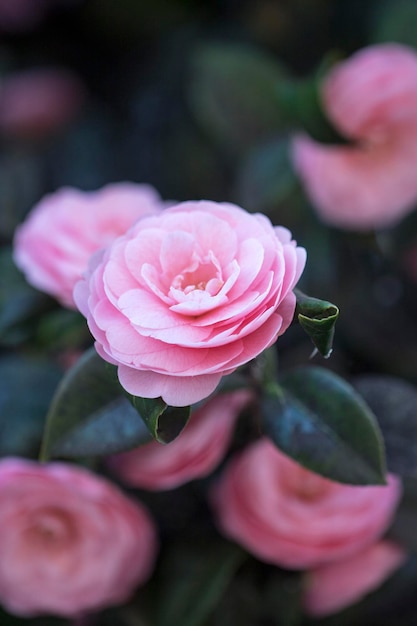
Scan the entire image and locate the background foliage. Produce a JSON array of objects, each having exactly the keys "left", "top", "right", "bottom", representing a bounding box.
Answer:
[{"left": 3, "top": 0, "right": 417, "bottom": 623}]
